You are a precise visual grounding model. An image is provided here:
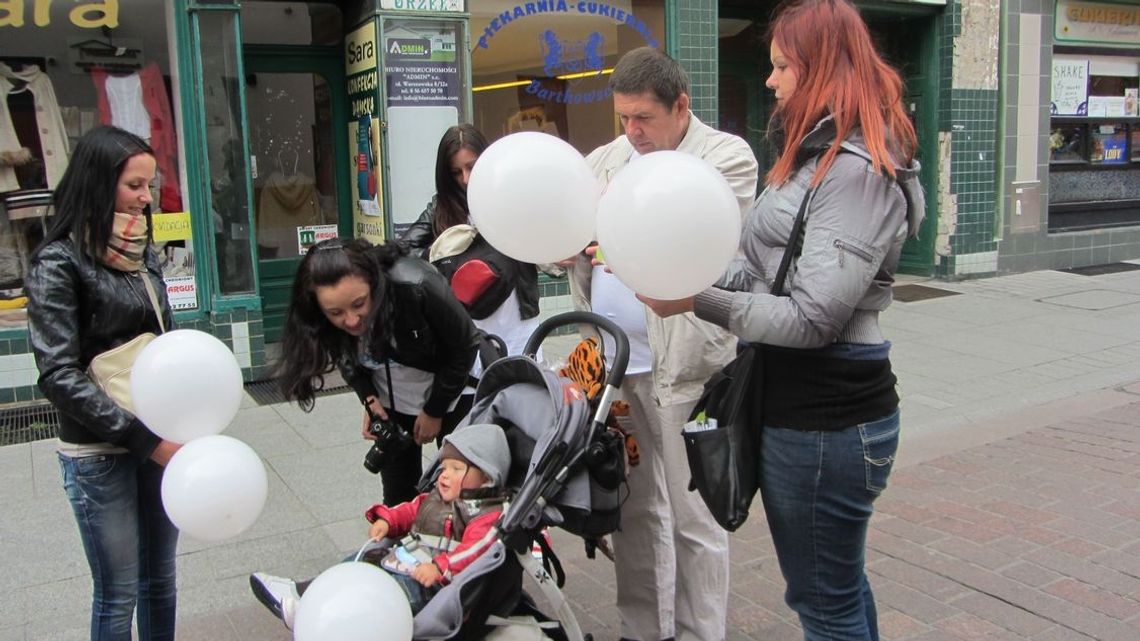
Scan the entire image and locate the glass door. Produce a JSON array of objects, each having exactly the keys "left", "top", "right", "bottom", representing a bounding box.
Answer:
[{"left": 244, "top": 47, "right": 350, "bottom": 342}]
